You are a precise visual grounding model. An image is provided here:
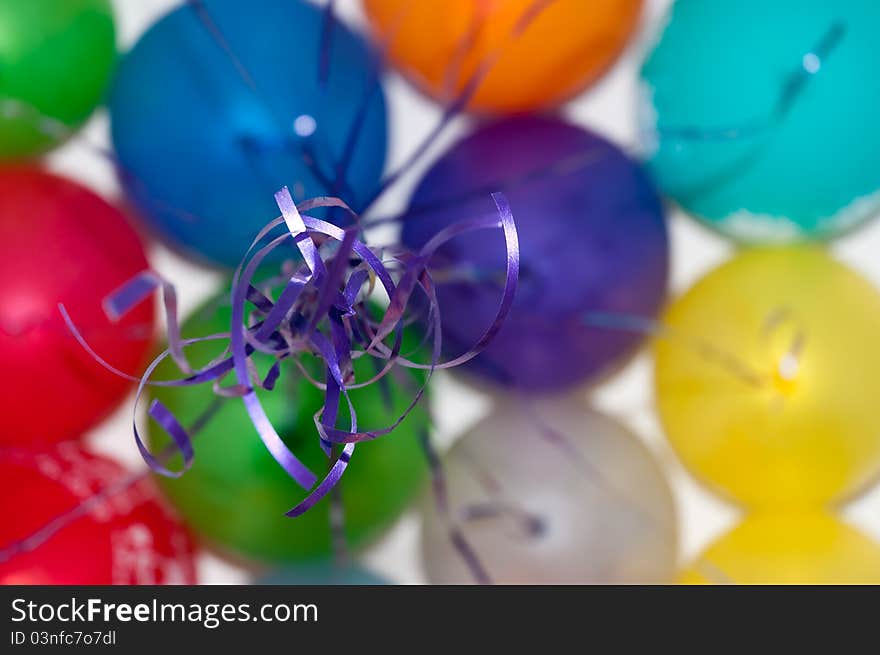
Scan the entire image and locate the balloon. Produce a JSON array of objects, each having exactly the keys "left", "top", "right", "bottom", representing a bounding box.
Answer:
[
  {"left": 148, "top": 292, "right": 429, "bottom": 563},
  {"left": 680, "top": 513, "right": 880, "bottom": 584},
  {"left": 0, "top": 444, "right": 197, "bottom": 584},
  {"left": 257, "top": 562, "right": 387, "bottom": 585},
  {"left": 0, "top": 166, "right": 154, "bottom": 446},
  {"left": 640, "top": 0, "right": 880, "bottom": 242},
  {"left": 654, "top": 246, "right": 880, "bottom": 508},
  {"left": 420, "top": 395, "right": 678, "bottom": 584},
  {"left": 0, "top": 0, "right": 116, "bottom": 159},
  {"left": 109, "top": 0, "right": 388, "bottom": 268},
  {"left": 363, "top": 0, "right": 643, "bottom": 114},
  {"left": 401, "top": 115, "right": 668, "bottom": 392}
]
